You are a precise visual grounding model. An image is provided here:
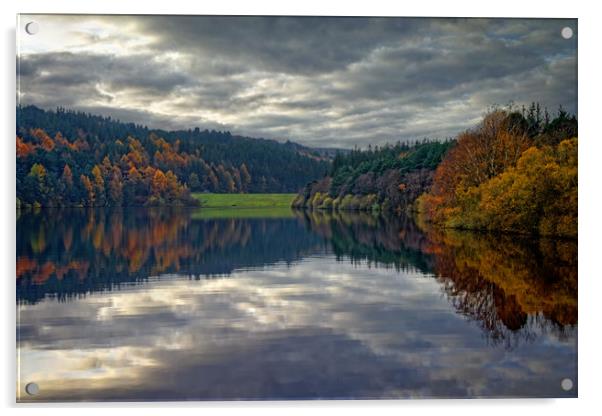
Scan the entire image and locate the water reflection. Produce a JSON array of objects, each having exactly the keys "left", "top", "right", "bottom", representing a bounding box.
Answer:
[
  {"left": 298, "top": 210, "right": 577, "bottom": 349},
  {"left": 16, "top": 208, "right": 577, "bottom": 400},
  {"left": 17, "top": 208, "right": 327, "bottom": 304}
]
